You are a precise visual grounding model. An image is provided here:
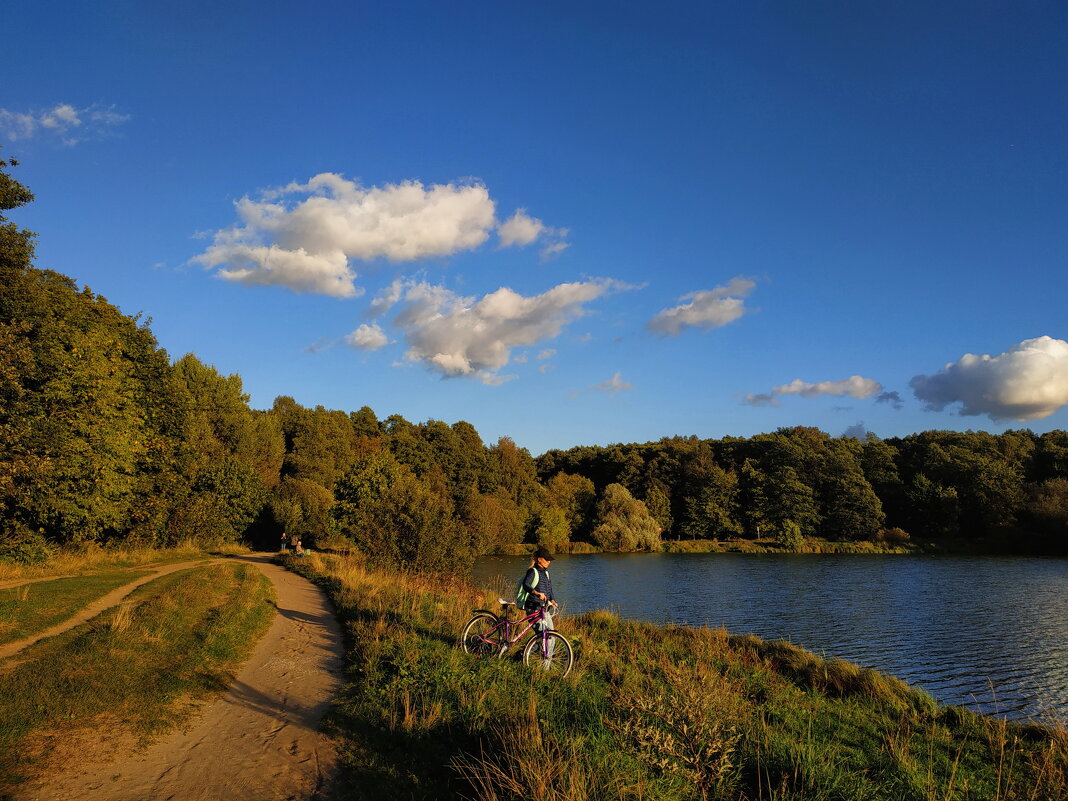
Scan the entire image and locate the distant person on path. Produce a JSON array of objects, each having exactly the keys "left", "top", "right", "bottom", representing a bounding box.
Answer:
[
  {"left": 280, "top": 531, "right": 288, "bottom": 552},
  {"left": 294, "top": 539, "right": 305, "bottom": 557},
  {"left": 290, "top": 532, "right": 299, "bottom": 551},
  {"left": 521, "top": 547, "right": 557, "bottom": 657}
]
